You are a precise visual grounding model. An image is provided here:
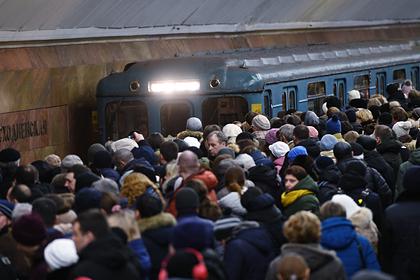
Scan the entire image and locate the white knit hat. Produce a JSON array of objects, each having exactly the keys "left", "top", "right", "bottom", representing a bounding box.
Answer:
[
  {"left": 392, "top": 121, "right": 412, "bottom": 138},
  {"left": 268, "top": 141, "right": 290, "bottom": 158},
  {"left": 44, "top": 239, "right": 79, "bottom": 270},
  {"left": 183, "top": 136, "right": 201, "bottom": 148},
  {"left": 348, "top": 90, "right": 361, "bottom": 101},
  {"left": 222, "top": 123, "right": 243, "bottom": 138},
  {"left": 234, "top": 153, "right": 256, "bottom": 171},
  {"left": 110, "top": 138, "right": 139, "bottom": 152},
  {"left": 331, "top": 194, "right": 361, "bottom": 218}
]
